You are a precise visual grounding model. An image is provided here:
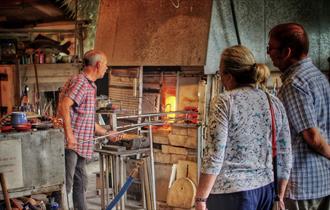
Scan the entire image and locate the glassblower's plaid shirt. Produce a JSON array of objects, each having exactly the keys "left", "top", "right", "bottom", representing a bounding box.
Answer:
[
  {"left": 60, "top": 72, "right": 97, "bottom": 159},
  {"left": 278, "top": 57, "right": 330, "bottom": 200}
]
